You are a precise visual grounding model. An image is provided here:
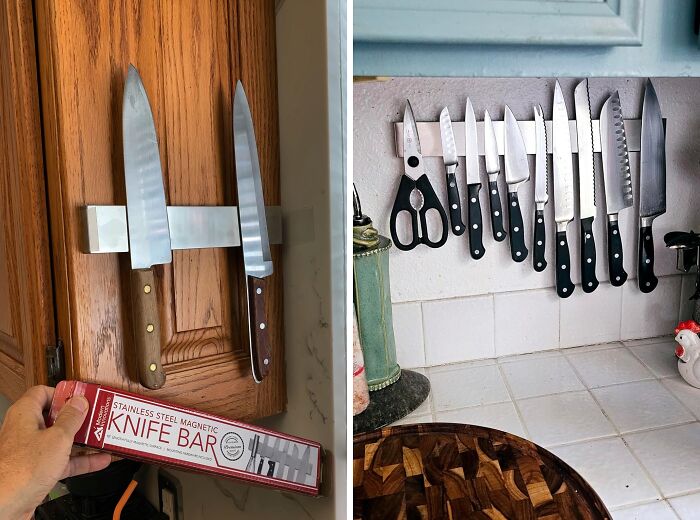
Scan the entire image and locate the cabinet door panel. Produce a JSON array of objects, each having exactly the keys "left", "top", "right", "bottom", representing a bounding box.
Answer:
[{"left": 35, "top": 0, "right": 284, "bottom": 420}]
